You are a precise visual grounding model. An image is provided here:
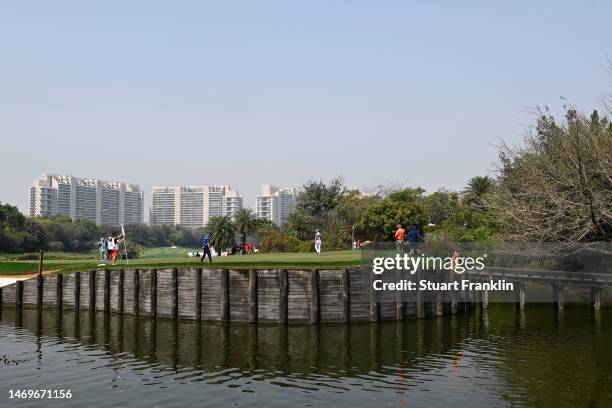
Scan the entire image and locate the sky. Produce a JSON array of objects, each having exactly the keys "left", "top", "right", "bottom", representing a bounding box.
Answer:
[{"left": 1, "top": 1, "right": 611, "bottom": 220}]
